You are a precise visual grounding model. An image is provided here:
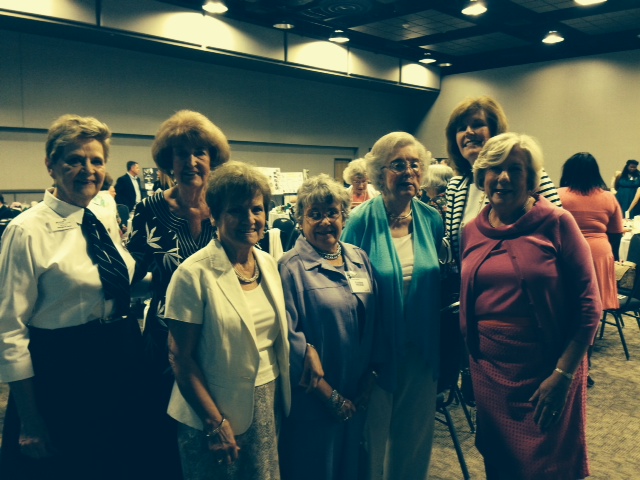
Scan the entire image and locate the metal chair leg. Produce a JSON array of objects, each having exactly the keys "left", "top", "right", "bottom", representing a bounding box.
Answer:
[
  {"left": 453, "top": 384, "right": 475, "bottom": 433},
  {"left": 614, "top": 312, "right": 630, "bottom": 360},
  {"left": 439, "top": 402, "right": 471, "bottom": 480}
]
